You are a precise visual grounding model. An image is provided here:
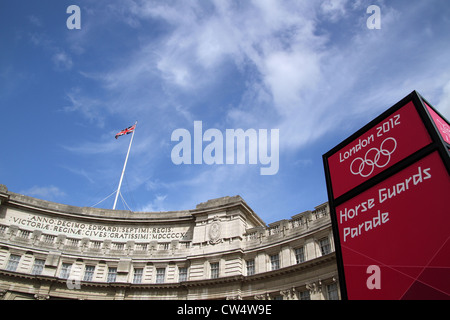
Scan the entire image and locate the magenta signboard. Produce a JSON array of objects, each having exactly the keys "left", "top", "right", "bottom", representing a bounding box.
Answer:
[
  {"left": 336, "top": 151, "right": 450, "bottom": 299},
  {"left": 426, "top": 103, "right": 450, "bottom": 145},
  {"left": 323, "top": 91, "right": 450, "bottom": 300},
  {"left": 327, "top": 101, "right": 432, "bottom": 199}
]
